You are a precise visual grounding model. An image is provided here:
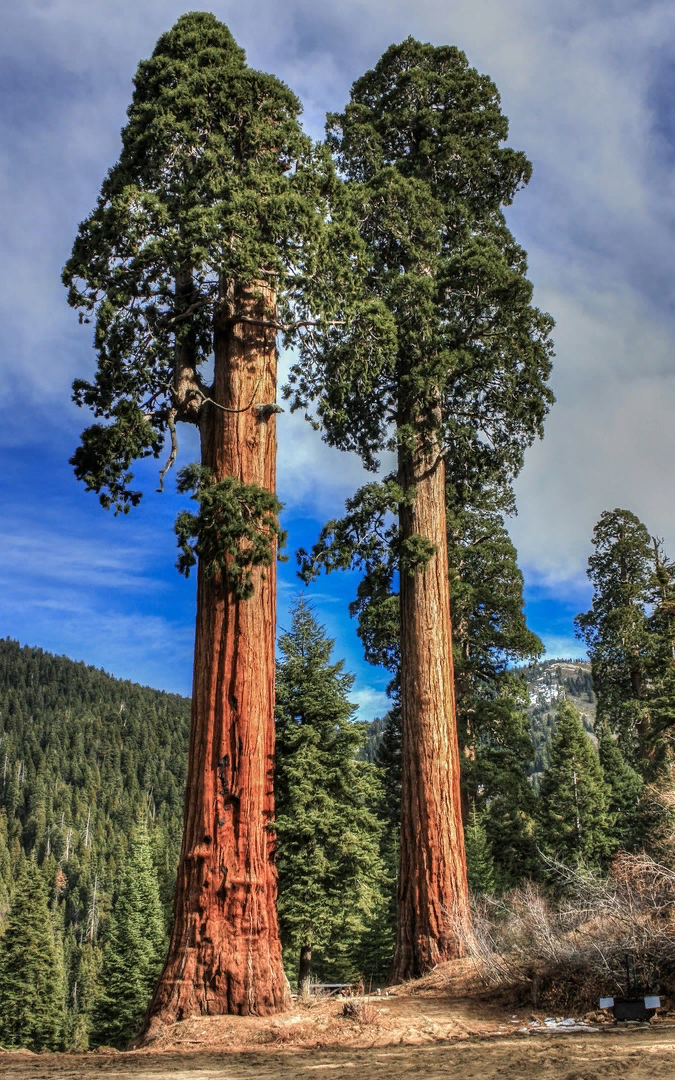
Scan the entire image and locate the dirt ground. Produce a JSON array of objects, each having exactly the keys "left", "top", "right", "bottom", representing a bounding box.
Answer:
[{"left": 3, "top": 962, "right": 675, "bottom": 1079}]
